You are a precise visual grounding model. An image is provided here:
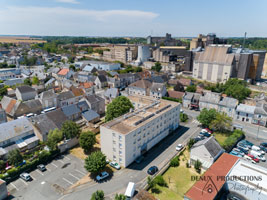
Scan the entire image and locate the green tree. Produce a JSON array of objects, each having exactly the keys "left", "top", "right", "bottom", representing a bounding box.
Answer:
[
  {"left": 170, "top": 156, "right": 180, "bottom": 167},
  {"left": 114, "top": 194, "right": 126, "bottom": 200},
  {"left": 61, "top": 120, "right": 80, "bottom": 139},
  {"left": 186, "top": 85, "right": 196, "bottom": 92},
  {"left": 84, "top": 151, "right": 106, "bottom": 174},
  {"left": 32, "top": 76, "right": 40, "bottom": 85},
  {"left": 24, "top": 78, "right": 32, "bottom": 86},
  {"left": 8, "top": 149, "right": 23, "bottom": 166},
  {"left": 134, "top": 66, "right": 143, "bottom": 72},
  {"left": 46, "top": 128, "right": 63, "bottom": 151},
  {"left": 151, "top": 62, "right": 162, "bottom": 73},
  {"left": 194, "top": 160, "right": 202, "bottom": 174},
  {"left": 154, "top": 175, "right": 168, "bottom": 187},
  {"left": 188, "top": 138, "right": 195, "bottom": 149},
  {"left": 0, "top": 160, "right": 5, "bottom": 171},
  {"left": 197, "top": 108, "right": 217, "bottom": 127},
  {"left": 210, "top": 112, "right": 232, "bottom": 132},
  {"left": 69, "top": 65, "right": 76, "bottom": 71},
  {"left": 225, "top": 84, "right": 251, "bottom": 102},
  {"left": 105, "top": 96, "right": 134, "bottom": 122},
  {"left": 79, "top": 131, "right": 96, "bottom": 153},
  {"left": 174, "top": 82, "right": 184, "bottom": 92},
  {"left": 180, "top": 113, "right": 188, "bottom": 122},
  {"left": 147, "top": 176, "right": 156, "bottom": 190},
  {"left": 91, "top": 190, "right": 104, "bottom": 200}
]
